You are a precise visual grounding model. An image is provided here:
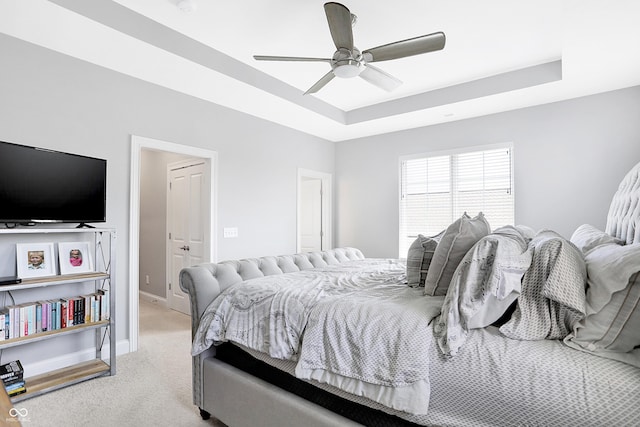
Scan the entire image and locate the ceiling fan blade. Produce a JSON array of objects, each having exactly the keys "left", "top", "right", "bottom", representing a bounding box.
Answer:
[
  {"left": 254, "top": 55, "right": 332, "bottom": 63},
  {"left": 362, "top": 31, "right": 445, "bottom": 62},
  {"left": 324, "top": 2, "right": 354, "bottom": 51},
  {"left": 359, "top": 64, "right": 402, "bottom": 92},
  {"left": 304, "top": 70, "right": 336, "bottom": 95}
]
